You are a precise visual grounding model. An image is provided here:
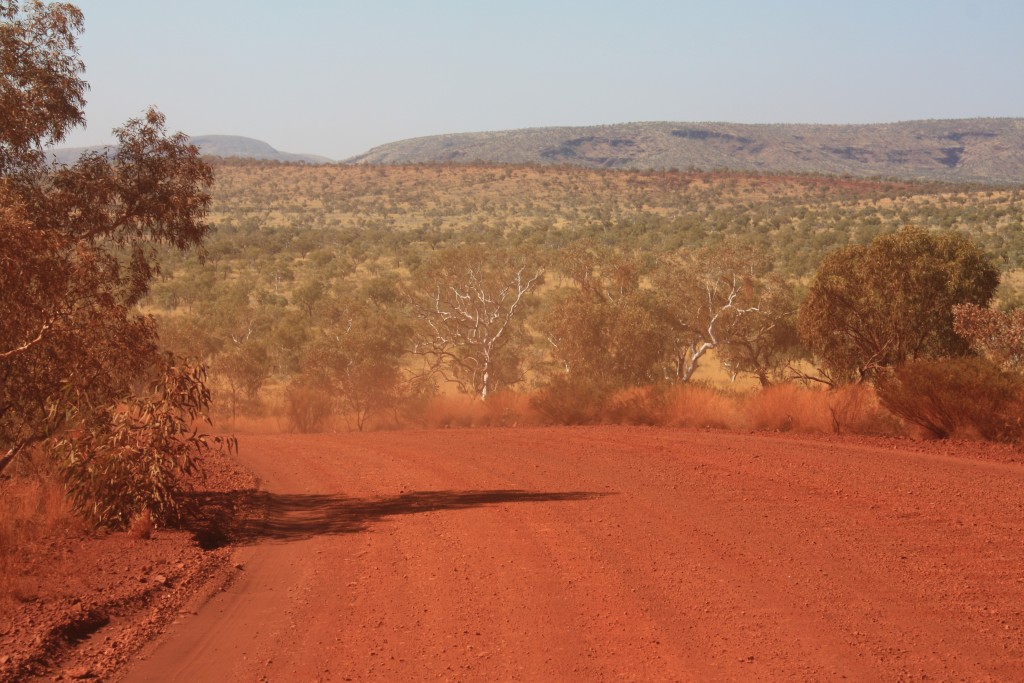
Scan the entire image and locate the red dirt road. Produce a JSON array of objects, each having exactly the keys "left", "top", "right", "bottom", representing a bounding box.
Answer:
[{"left": 121, "top": 427, "right": 1024, "bottom": 681}]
